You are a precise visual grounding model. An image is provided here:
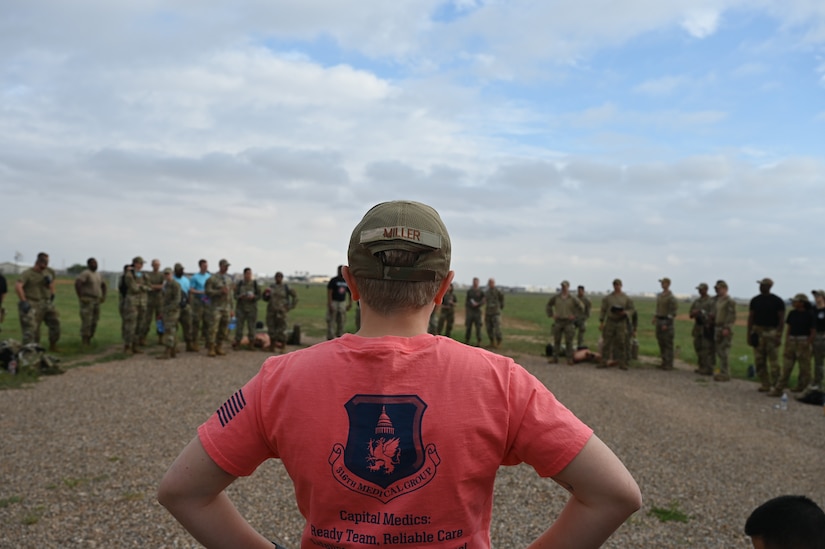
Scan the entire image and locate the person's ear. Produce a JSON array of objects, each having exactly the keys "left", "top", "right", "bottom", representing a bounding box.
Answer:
[
  {"left": 341, "top": 266, "right": 360, "bottom": 301},
  {"left": 434, "top": 271, "right": 455, "bottom": 305}
]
